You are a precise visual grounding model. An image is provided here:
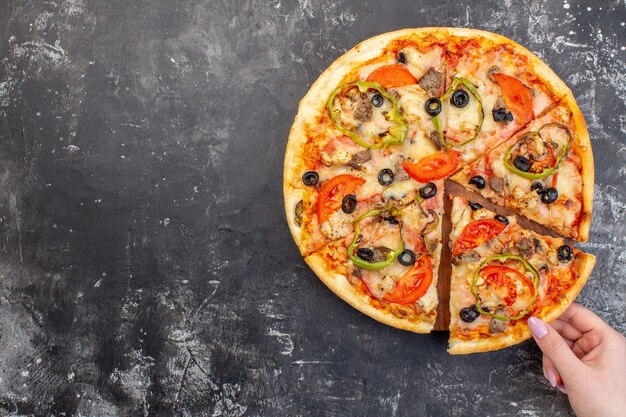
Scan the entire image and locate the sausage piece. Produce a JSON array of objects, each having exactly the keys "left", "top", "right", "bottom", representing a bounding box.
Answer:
[{"left": 419, "top": 68, "right": 444, "bottom": 97}]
